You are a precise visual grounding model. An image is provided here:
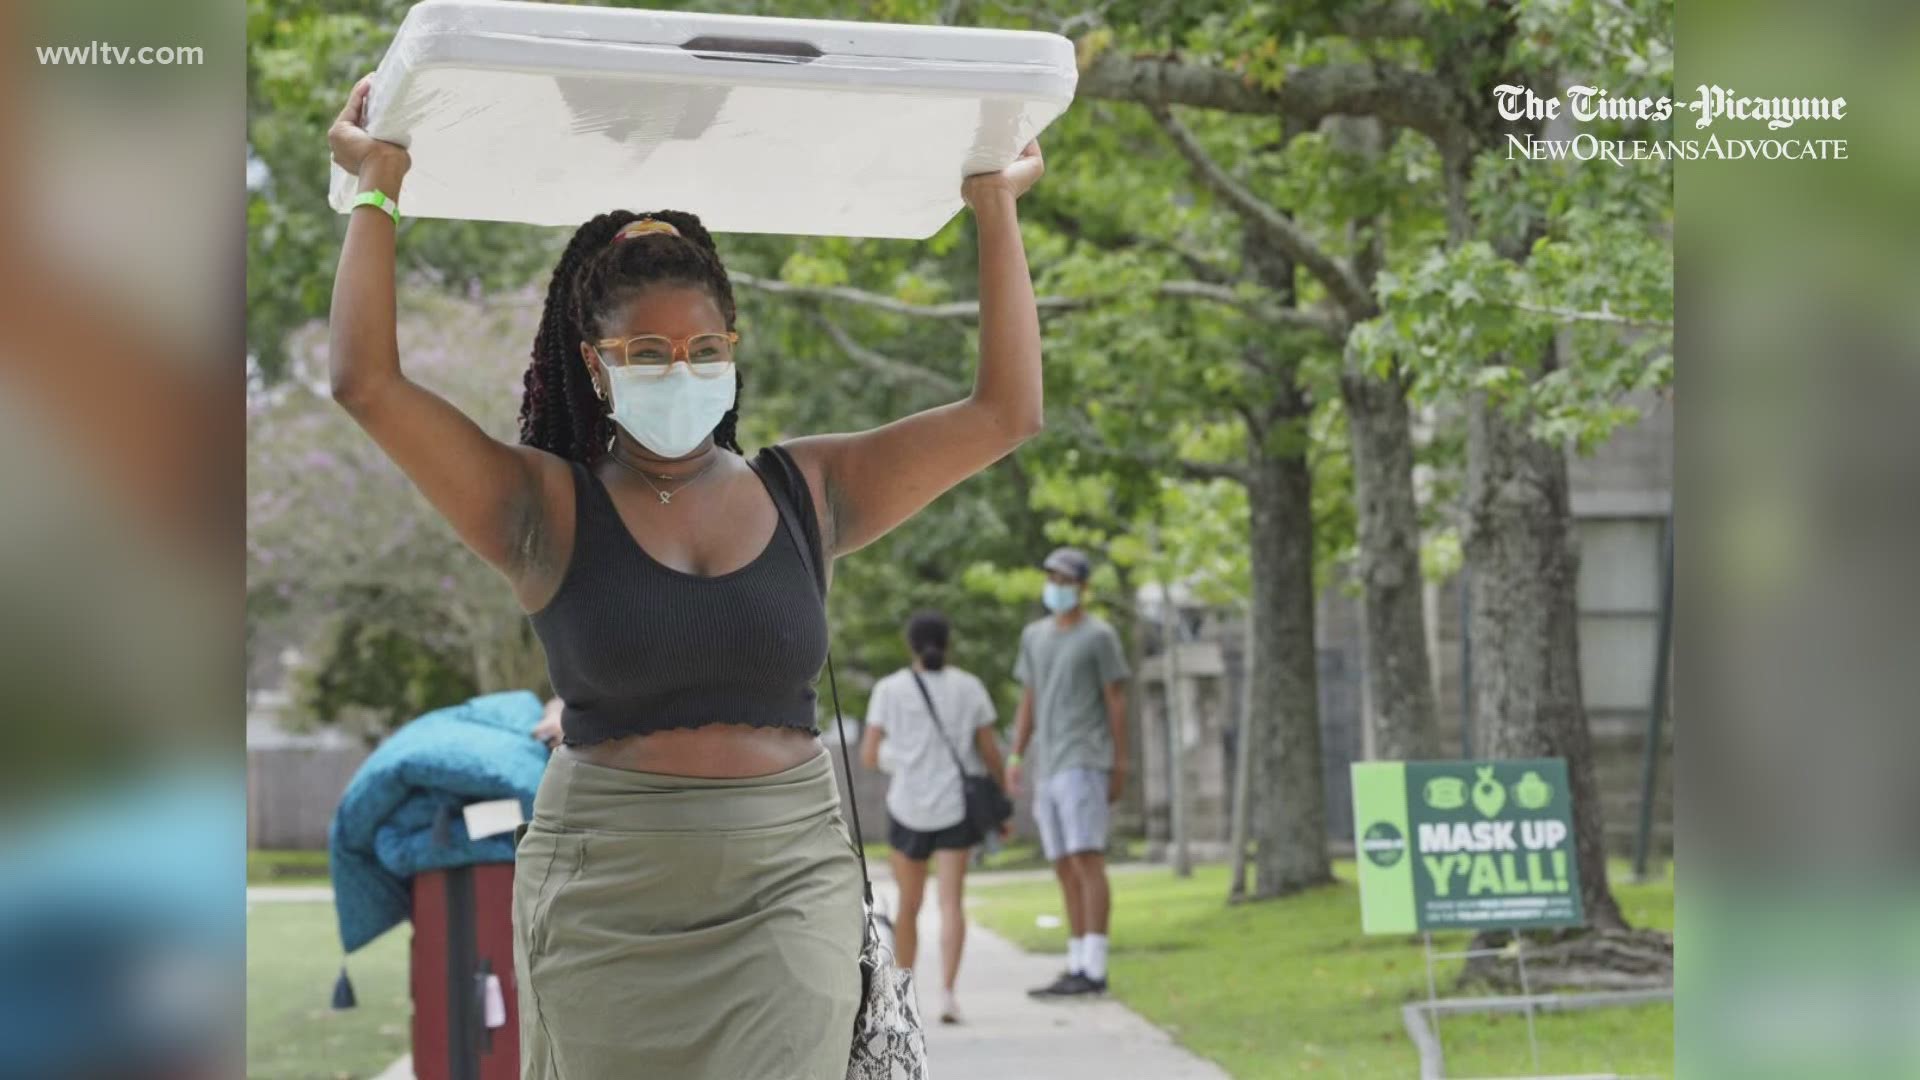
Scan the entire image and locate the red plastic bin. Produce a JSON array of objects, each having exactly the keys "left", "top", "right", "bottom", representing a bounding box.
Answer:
[{"left": 410, "top": 864, "right": 518, "bottom": 1080}]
